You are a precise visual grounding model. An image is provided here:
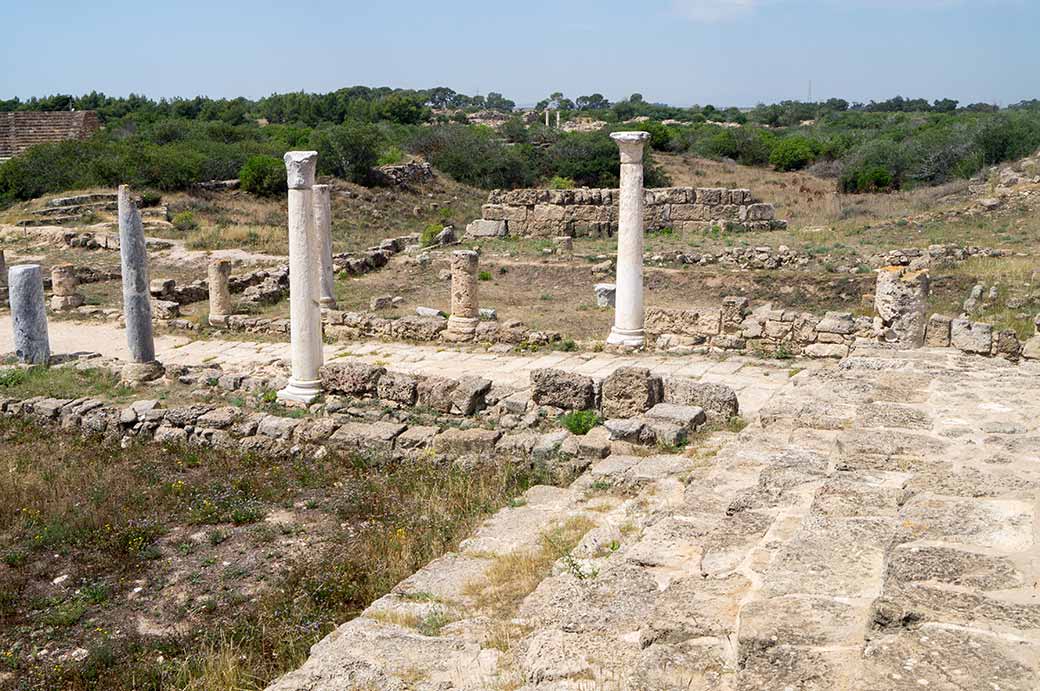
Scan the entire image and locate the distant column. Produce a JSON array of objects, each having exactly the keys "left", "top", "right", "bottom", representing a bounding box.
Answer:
[
  {"left": 8, "top": 265, "right": 50, "bottom": 365},
  {"left": 444, "top": 250, "right": 479, "bottom": 342},
  {"left": 207, "top": 258, "right": 233, "bottom": 326},
  {"left": 607, "top": 131, "right": 651, "bottom": 348},
  {"left": 118, "top": 185, "right": 163, "bottom": 380},
  {"left": 278, "top": 151, "right": 323, "bottom": 404},
  {"left": 312, "top": 183, "right": 337, "bottom": 309},
  {"left": 556, "top": 111, "right": 561, "bottom": 128},
  {"left": 545, "top": 109, "right": 550, "bottom": 127},
  {"left": 0, "top": 250, "right": 7, "bottom": 286}
]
